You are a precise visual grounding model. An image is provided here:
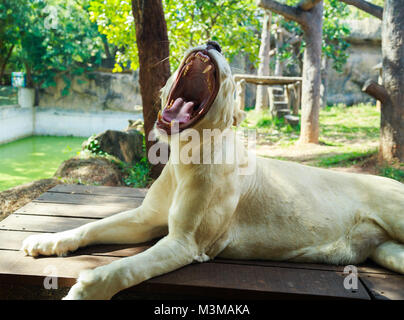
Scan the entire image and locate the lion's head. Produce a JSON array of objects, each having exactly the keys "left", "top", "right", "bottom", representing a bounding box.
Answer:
[{"left": 155, "top": 41, "right": 245, "bottom": 139}]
